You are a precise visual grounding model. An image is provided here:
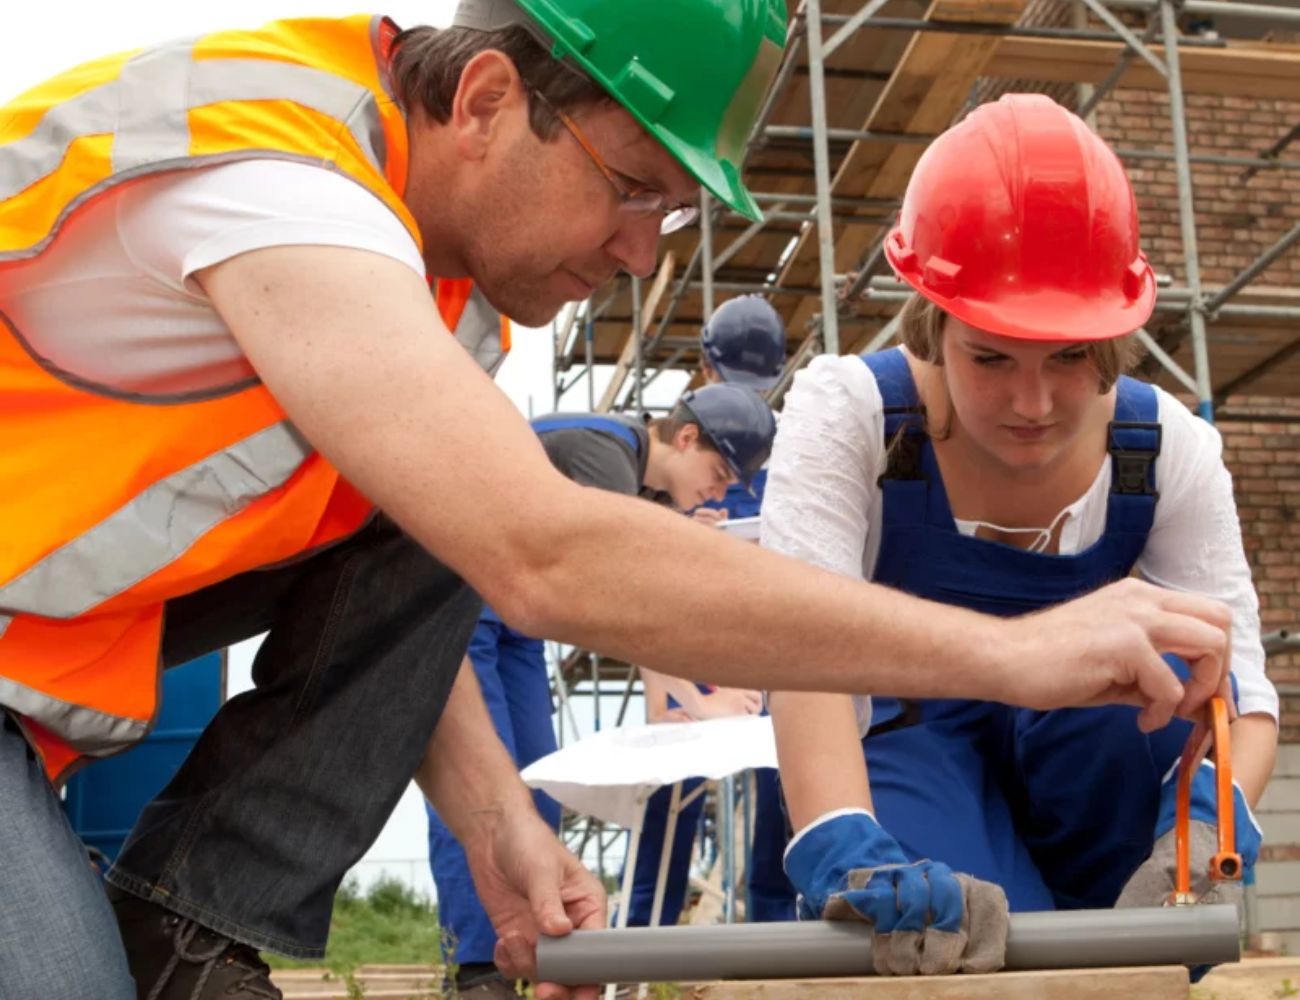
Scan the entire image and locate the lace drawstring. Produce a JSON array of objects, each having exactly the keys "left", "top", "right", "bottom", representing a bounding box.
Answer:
[{"left": 966, "top": 504, "right": 1072, "bottom": 554}]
